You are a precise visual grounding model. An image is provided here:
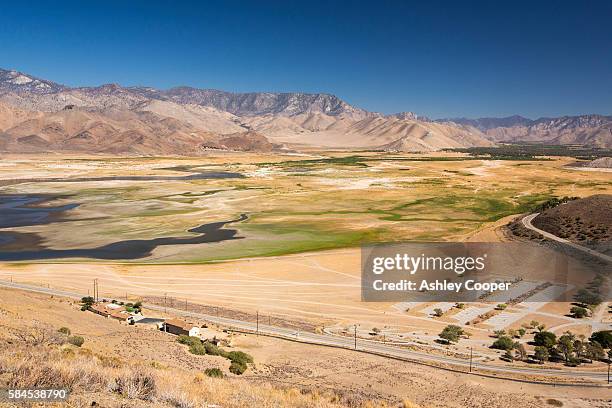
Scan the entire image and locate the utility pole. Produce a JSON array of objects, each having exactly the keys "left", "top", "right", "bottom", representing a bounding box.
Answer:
[
  {"left": 469, "top": 347, "right": 473, "bottom": 373},
  {"left": 256, "top": 311, "right": 259, "bottom": 336},
  {"left": 354, "top": 325, "right": 357, "bottom": 350}
]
